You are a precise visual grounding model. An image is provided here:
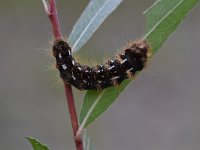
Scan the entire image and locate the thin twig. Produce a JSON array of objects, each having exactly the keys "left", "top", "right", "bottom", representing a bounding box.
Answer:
[
  {"left": 64, "top": 82, "right": 83, "bottom": 150},
  {"left": 42, "top": 0, "right": 83, "bottom": 149}
]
